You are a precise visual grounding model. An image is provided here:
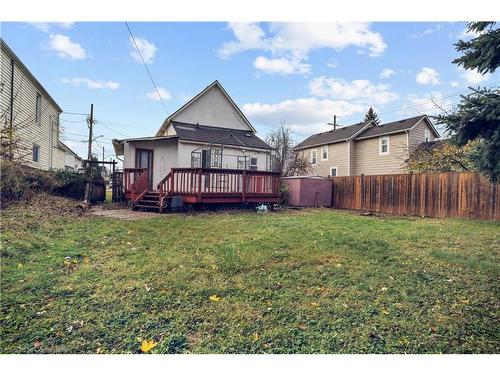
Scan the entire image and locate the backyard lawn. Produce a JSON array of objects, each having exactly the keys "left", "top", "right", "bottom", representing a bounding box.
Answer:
[{"left": 1, "top": 207, "right": 499, "bottom": 353}]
